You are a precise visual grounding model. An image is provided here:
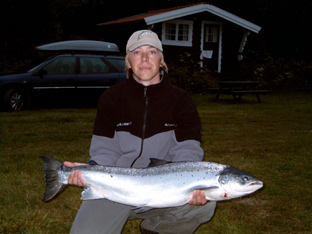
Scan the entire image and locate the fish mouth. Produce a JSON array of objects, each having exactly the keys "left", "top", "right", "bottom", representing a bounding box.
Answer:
[{"left": 249, "top": 182, "right": 263, "bottom": 187}]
